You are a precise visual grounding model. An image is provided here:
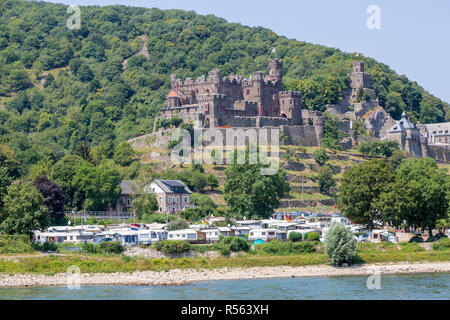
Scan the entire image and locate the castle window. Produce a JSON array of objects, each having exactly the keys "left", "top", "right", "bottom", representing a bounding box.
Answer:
[{"left": 246, "top": 89, "right": 250, "bottom": 95}]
